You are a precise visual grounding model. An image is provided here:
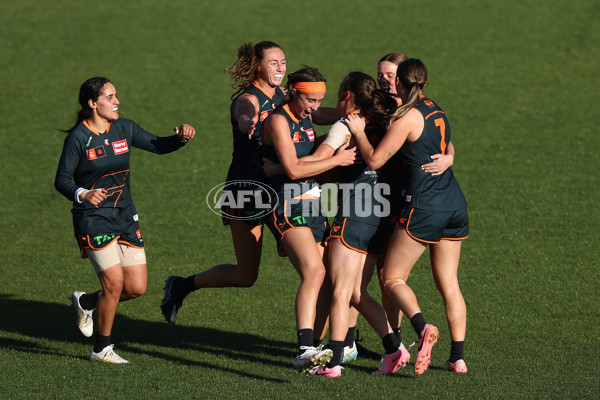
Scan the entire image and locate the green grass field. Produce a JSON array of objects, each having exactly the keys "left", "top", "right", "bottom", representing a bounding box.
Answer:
[{"left": 1, "top": 0, "right": 598, "bottom": 398}]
